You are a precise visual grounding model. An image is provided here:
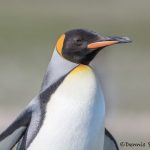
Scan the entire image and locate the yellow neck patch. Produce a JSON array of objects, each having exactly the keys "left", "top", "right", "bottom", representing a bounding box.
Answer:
[
  {"left": 56, "top": 34, "right": 65, "bottom": 56},
  {"left": 70, "top": 64, "right": 91, "bottom": 76}
]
